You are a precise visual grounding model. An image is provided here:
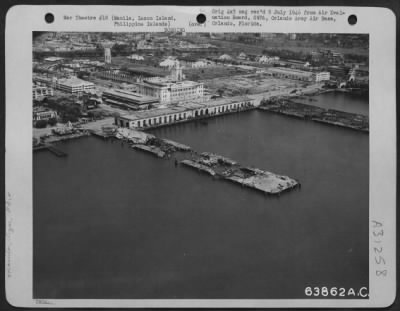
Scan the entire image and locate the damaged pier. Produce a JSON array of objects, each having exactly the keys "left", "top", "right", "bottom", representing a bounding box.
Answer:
[
  {"left": 181, "top": 153, "right": 299, "bottom": 195},
  {"left": 115, "top": 128, "right": 299, "bottom": 196},
  {"left": 259, "top": 98, "right": 369, "bottom": 132}
]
